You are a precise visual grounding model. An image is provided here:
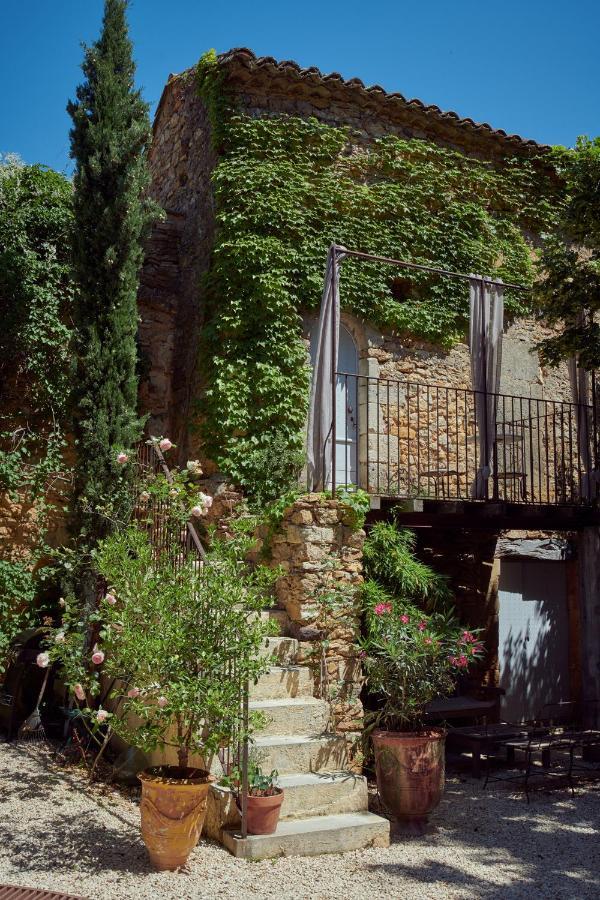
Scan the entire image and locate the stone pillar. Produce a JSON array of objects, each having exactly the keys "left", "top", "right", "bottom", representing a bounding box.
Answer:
[
  {"left": 577, "top": 527, "right": 600, "bottom": 726},
  {"left": 269, "top": 495, "right": 365, "bottom": 733}
]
